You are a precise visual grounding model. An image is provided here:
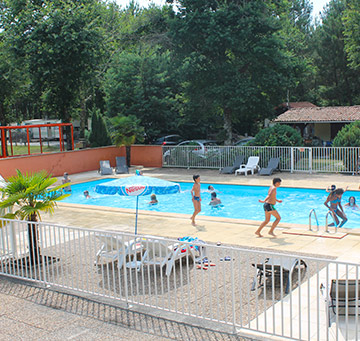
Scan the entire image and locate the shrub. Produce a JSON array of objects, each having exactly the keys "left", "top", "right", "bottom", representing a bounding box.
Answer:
[
  {"left": 252, "top": 124, "right": 302, "bottom": 146},
  {"left": 332, "top": 121, "right": 360, "bottom": 147},
  {"left": 89, "top": 109, "right": 112, "bottom": 147},
  {"left": 332, "top": 121, "right": 360, "bottom": 172}
]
